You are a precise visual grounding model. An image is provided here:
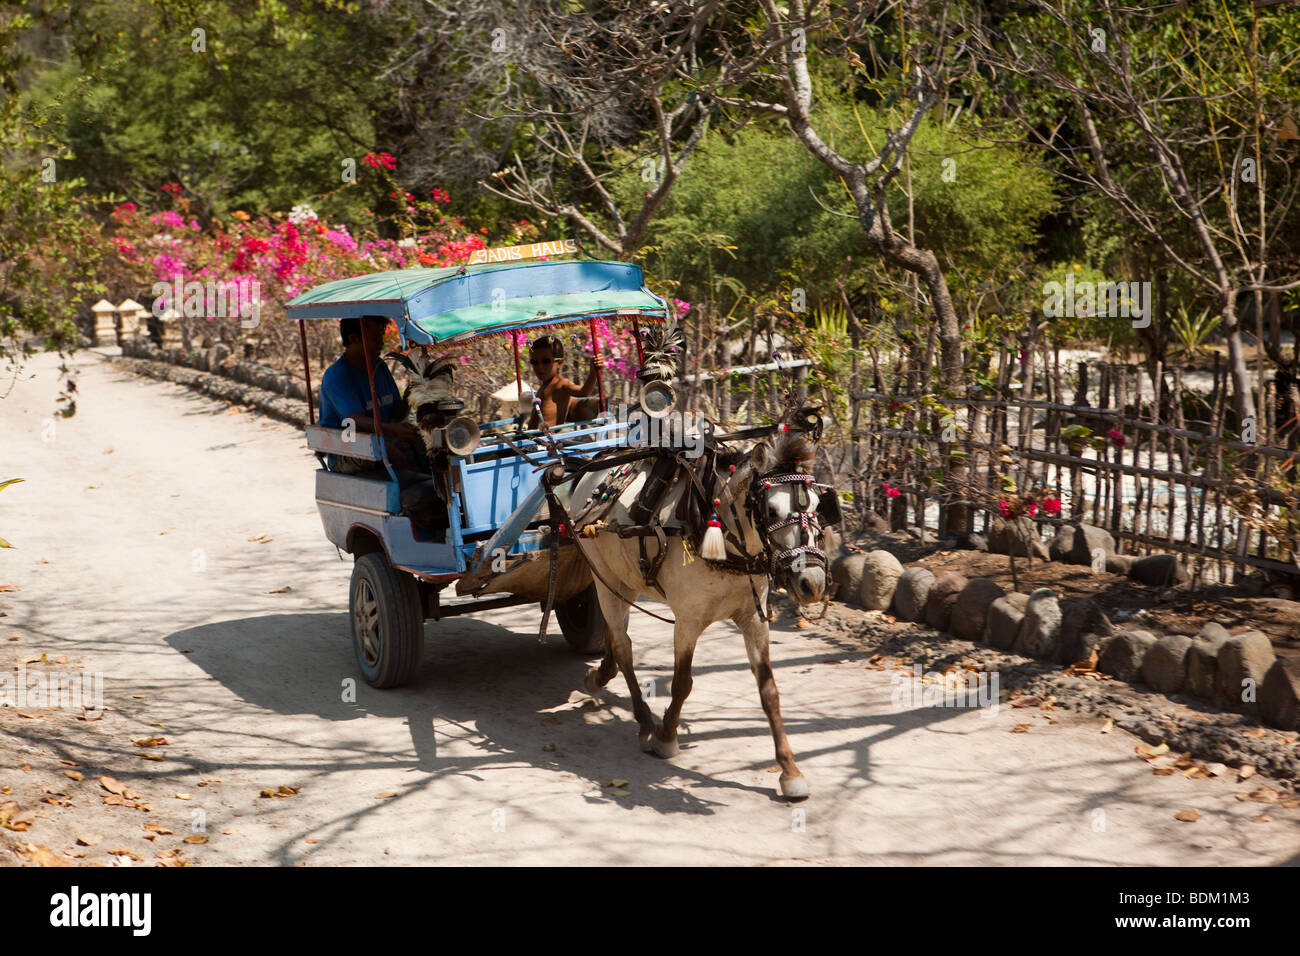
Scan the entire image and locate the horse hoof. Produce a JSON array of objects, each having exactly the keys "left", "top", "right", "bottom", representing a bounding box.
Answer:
[
  {"left": 584, "top": 668, "right": 603, "bottom": 694},
  {"left": 780, "top": 775, "right": 810, "bottom": 800},
  {"left": 638, "top": 730, "right": 656, "bottom": 752},
  {"left": 651, "top": 734, "right": 679, "bottom": 759}
]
